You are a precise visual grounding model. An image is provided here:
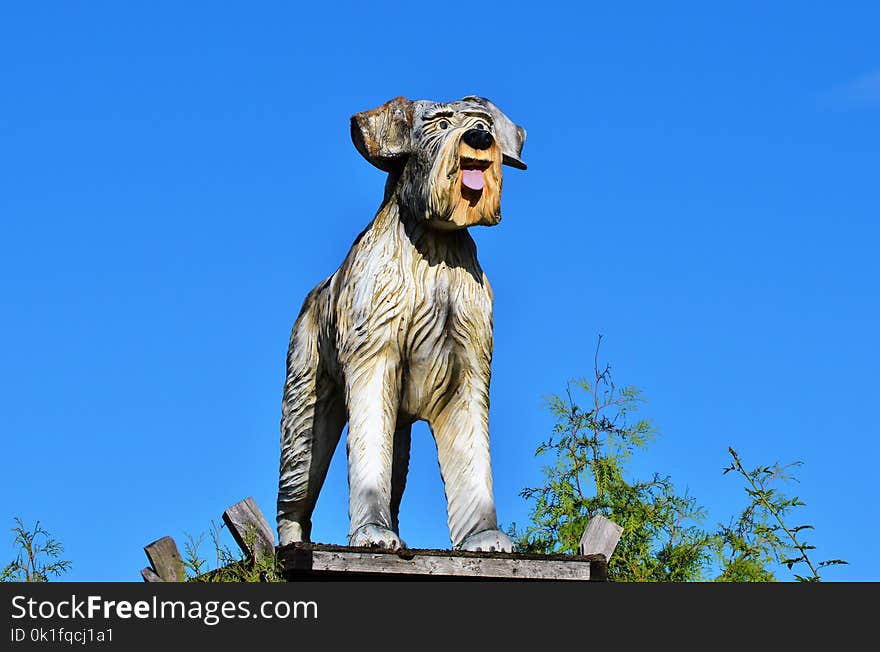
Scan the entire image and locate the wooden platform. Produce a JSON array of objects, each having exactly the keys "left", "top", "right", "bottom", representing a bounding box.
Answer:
[
  {"left": 279, "top": 543, "right": 607, "bottom": 581},
  {"left": 141, "top": 497, "right": 622, "bottom": 582}
]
